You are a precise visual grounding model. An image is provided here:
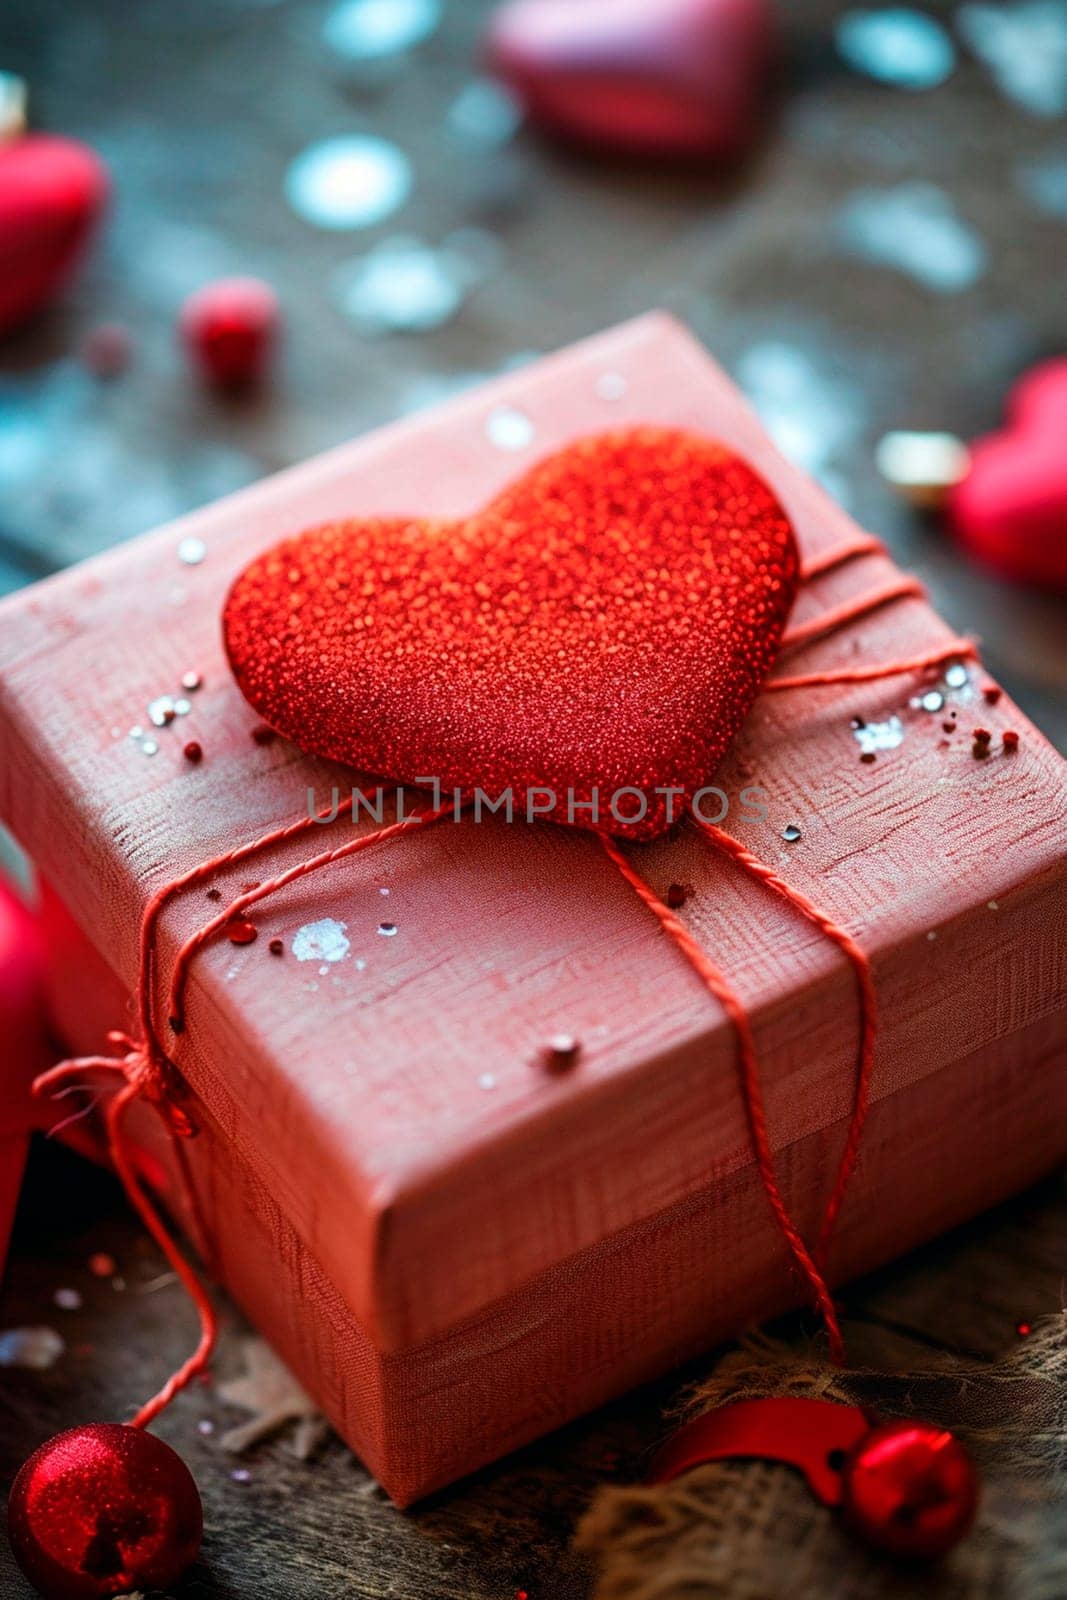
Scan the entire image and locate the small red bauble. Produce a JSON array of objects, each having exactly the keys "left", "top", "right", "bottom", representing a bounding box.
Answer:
[
  {"left": 841, "top": 1420, "right": 979, "bottom": 1561},
  {"left": 7, "top": 1423, "right": 203, "bottom": 1600},
  {"left": 486, "top": 0, "right": 775, "bottom": 161},
  {"left": 180, "top": 275, "right": 279, "bottom": 389},
  {"left": 0, "top": 134, "right": 108, "bottom": 338}
]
